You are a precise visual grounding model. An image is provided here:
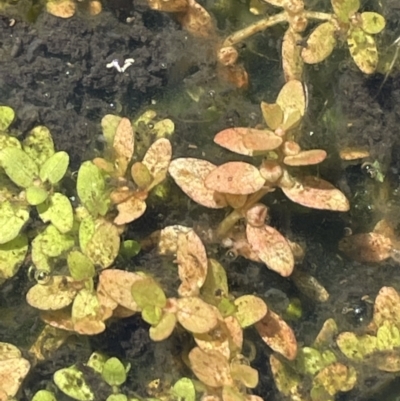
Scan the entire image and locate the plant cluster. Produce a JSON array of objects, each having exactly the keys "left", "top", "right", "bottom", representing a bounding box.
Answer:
[
  {"left": 169, "top": 79, "right": 349, "bottom": 277},
  {"left": 146, "top": 0, "right": 386, "bottom": 87},
  {"left": 0, "top": 0, "right": 395, "bottom": 400}
]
